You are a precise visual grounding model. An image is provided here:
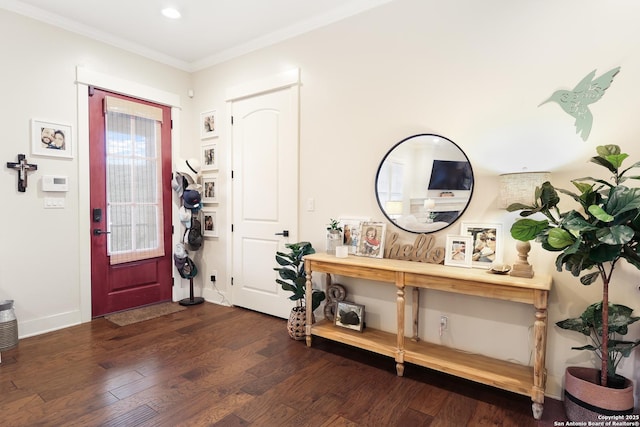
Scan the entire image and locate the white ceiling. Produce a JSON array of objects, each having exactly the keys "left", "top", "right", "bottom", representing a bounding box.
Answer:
[{"left": 1, "top": 0, "right": 392, "bottom": 72}]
